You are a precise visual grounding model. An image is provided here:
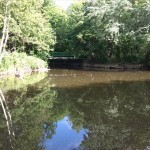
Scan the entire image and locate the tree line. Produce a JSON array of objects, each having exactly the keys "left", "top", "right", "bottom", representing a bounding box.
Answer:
[{"left": 0, "top": 0, "right": 150, "bottom": 64}]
